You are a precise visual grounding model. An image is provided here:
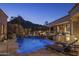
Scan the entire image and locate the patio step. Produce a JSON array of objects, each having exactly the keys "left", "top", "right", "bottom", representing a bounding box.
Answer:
[{"left": 0, "top": 53, "right": 10, "bottom": 56}]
